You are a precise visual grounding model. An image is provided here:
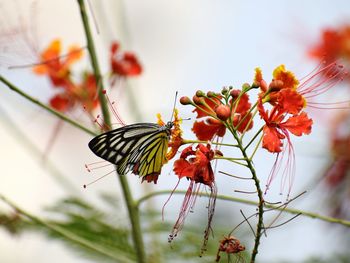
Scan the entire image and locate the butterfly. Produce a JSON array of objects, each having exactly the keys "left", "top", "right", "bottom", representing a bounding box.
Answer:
[{"left": 88, "top": 121, "right": 174, "bottom": 184}]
